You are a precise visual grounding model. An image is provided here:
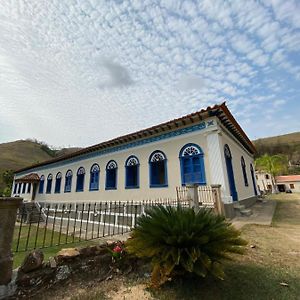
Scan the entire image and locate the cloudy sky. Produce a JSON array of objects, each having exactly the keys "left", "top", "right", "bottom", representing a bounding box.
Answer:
[{"left": 0, "top": 0, "right": 299, "bottom": 148}]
